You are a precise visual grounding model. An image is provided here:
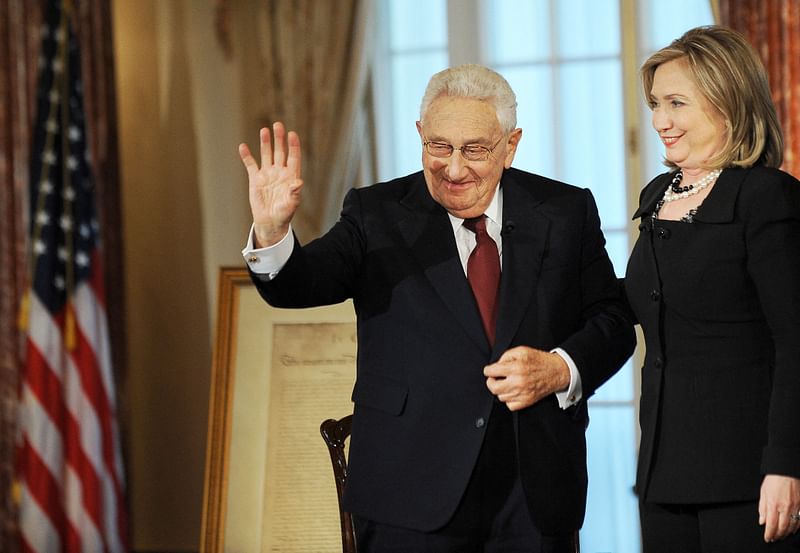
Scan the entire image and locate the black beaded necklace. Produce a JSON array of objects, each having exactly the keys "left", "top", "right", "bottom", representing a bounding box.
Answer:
[{"left": 669, "top": 170, "right": 693, "bottom": 194}]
